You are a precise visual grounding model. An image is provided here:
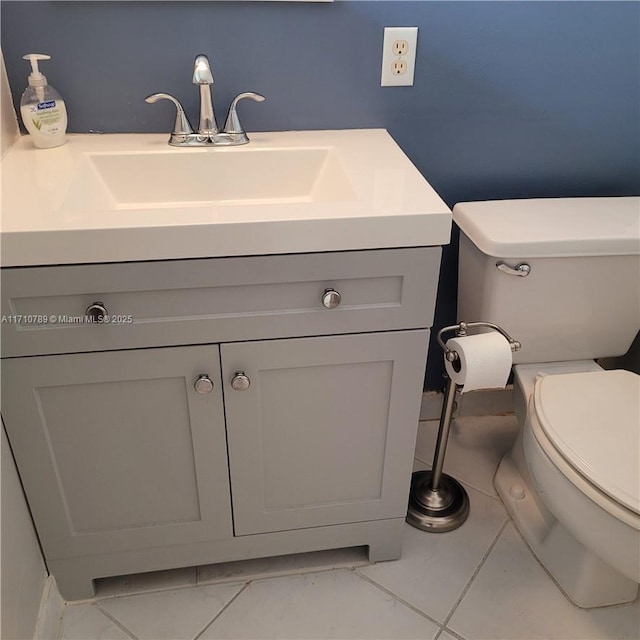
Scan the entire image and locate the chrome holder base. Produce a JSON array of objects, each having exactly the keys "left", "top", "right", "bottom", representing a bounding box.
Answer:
[
  {"left": 406, "top": 470, "right": 469, "bottom": 533},
  {"left": 168, "top": 131, "right": 250, "bottom": 146}
]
